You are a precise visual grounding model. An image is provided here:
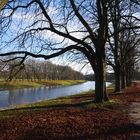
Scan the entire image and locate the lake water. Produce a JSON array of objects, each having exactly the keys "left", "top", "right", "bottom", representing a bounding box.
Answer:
[{"left": 0, "top": 81, "right": 111, "bottom": 109}]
